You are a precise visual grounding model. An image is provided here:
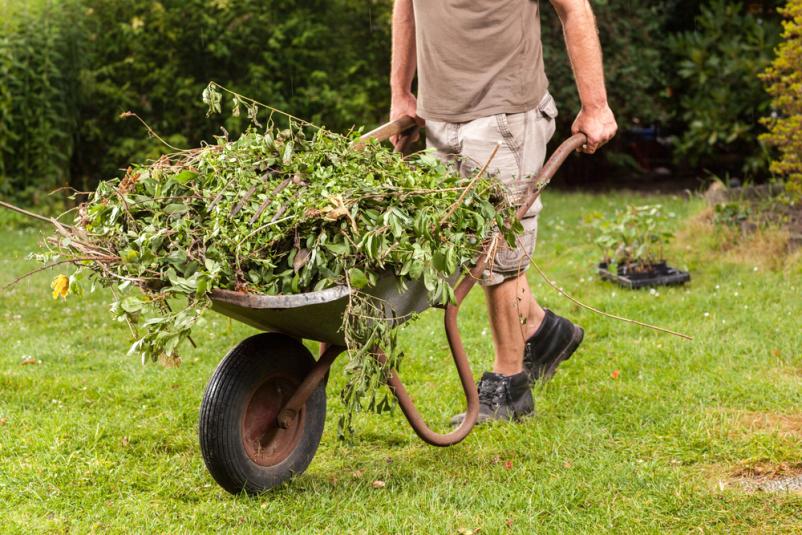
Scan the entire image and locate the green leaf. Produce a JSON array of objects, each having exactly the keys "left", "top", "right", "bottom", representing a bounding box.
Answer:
[{"left": 348, "top": 268, "right": 369, "bottom": 289}]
